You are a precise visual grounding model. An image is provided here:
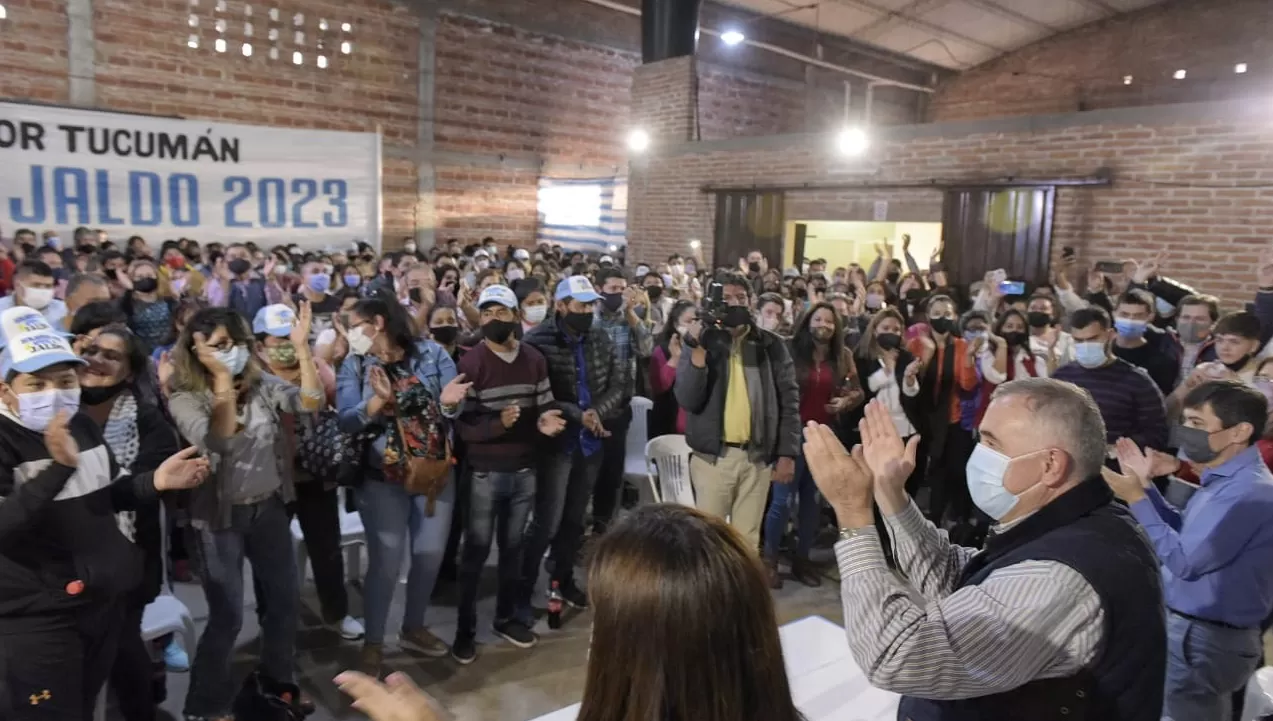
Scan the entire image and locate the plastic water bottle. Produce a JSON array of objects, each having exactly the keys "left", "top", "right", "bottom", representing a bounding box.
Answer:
[{"left": 547, "top": 580, "right": 564, "bottom": 629}]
